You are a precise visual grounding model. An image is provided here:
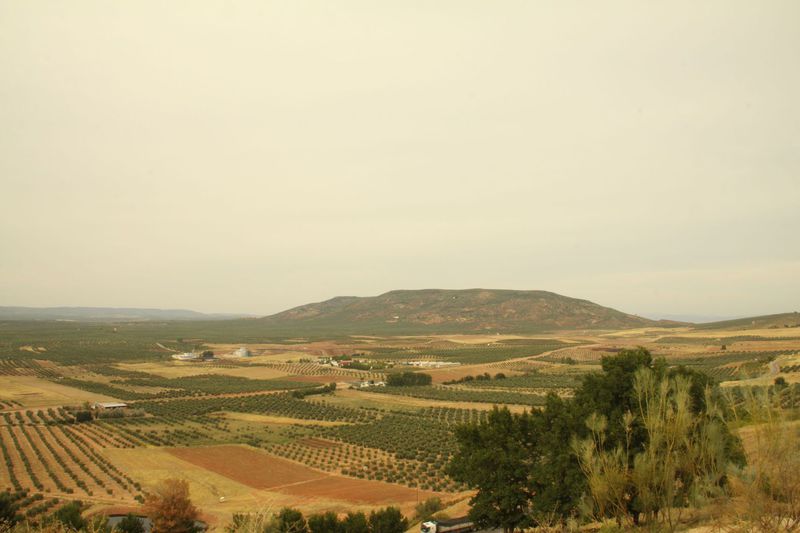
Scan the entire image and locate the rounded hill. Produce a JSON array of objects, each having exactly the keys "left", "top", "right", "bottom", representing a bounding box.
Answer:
[{"left": 258, "top": 289, "right": 662, "bottom": 334}]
